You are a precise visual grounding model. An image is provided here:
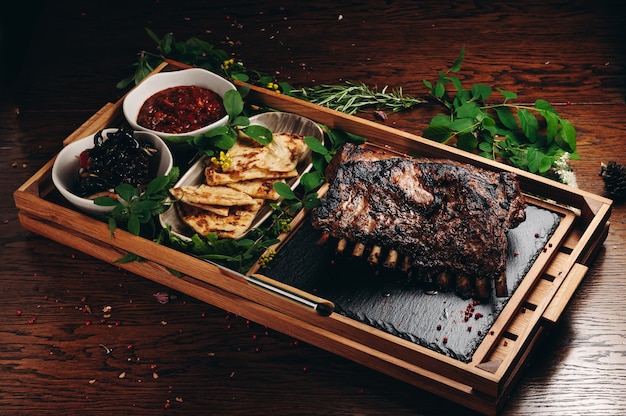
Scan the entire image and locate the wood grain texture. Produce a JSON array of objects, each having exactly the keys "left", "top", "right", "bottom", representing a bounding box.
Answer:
[{"left": 2, "top": 0, "right": 626, "bottom": 415}]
